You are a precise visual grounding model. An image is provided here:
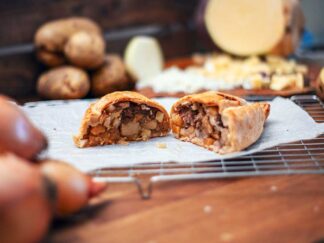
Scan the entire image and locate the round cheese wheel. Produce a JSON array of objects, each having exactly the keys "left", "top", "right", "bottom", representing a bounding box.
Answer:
[{"left": 204, "top": 0, "right": 285, "bottom": 56}]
